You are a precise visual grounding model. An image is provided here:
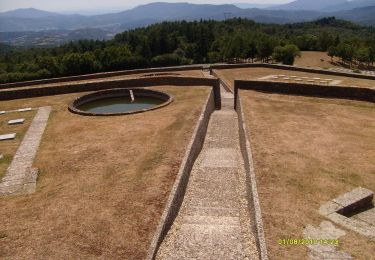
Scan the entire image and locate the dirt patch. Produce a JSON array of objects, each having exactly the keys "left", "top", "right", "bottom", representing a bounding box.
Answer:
[
  {"left": 241, "top": 90, "right": 375, "bottom": 259},
  {"left": 216, "top": 67, "right": 375, "bottom": 91},
  {"left": 0, "top": 86, "right": 209, "bottom": 259}
]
